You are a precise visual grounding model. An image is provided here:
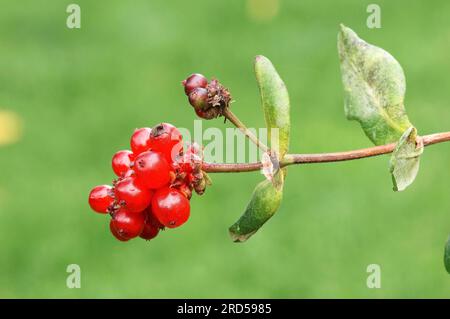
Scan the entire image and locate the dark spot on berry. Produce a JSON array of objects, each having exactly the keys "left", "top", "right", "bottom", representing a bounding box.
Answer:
[
  {"left": 151, "top": 124, "right": 168, "bottom": 138},
  {"left": 137, "top": 159, "right": 145, "bottom": 169}
]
